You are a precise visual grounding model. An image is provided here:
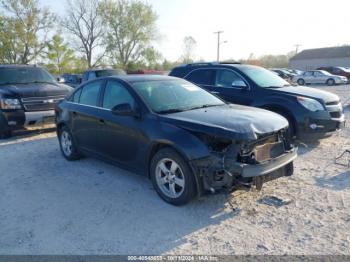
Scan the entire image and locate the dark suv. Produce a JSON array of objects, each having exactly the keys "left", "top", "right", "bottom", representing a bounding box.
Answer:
[
  {"left": 170, "top": 63, "right": 345, "bottom": 140},
  {"left": 0, "top": 65, "right": 72, "bottom": 138}
]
